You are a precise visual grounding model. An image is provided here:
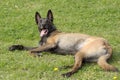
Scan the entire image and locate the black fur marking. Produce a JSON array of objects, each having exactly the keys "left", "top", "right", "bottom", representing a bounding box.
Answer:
[
  {"left": 9, "top": 45, "right": 25, "bottom": 51},
  {"left": 62, "top": 72, "right": 73, "bottom": 77},
  {"left": 9, "top": 45, "right": 38, "bottom": 51}
]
